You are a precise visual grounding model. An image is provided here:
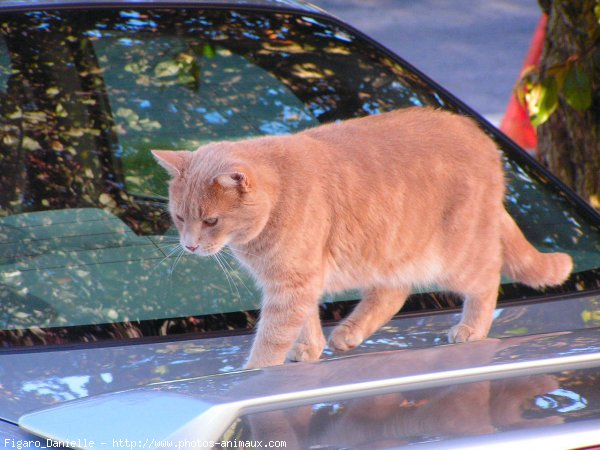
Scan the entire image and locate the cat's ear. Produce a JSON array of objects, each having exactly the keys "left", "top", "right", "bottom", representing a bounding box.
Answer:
[
  {"left": 151, "top": 150, "right": 189, "bottom": 177},
  {"left": 214, "top": 168, "right": 253, "bottom": 193}
]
